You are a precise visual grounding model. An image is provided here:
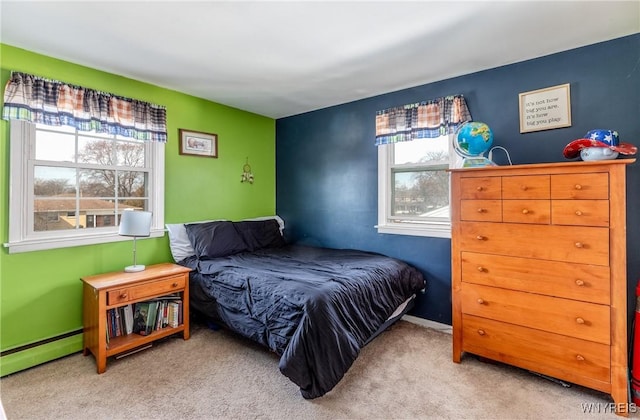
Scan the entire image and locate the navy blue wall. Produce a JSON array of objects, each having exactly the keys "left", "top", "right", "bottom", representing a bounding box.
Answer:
[{"left": 276, "top": 34, "right": 640, "bottom": 326}]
